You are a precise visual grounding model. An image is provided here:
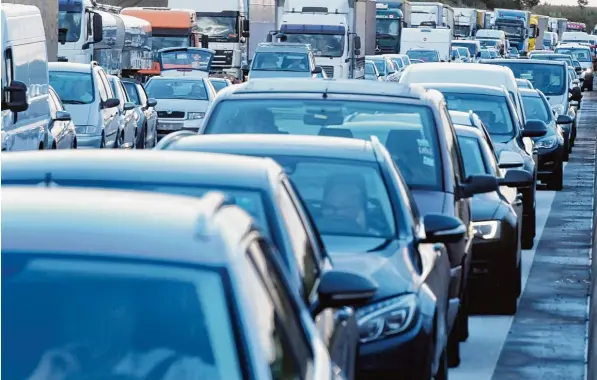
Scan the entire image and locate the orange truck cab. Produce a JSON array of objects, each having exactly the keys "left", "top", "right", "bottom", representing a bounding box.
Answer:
[{"left": 120, "top": 7, "right": 207, "bottom": 76}]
